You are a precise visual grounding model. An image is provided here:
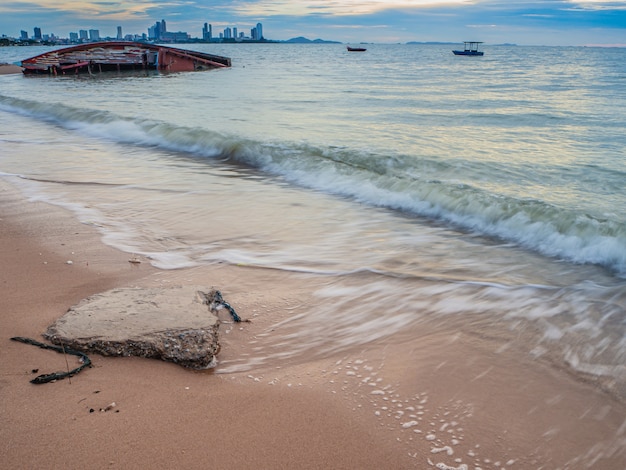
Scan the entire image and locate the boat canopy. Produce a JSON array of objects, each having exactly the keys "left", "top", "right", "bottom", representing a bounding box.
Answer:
[{"left": 462, "top": 41, "right": 483, "bottom": 51}]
